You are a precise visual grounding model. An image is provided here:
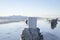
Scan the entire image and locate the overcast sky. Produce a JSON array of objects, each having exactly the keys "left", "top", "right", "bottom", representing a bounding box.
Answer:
[{"left": 0, "top": 0, "right": 60, "bottom": 17}]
